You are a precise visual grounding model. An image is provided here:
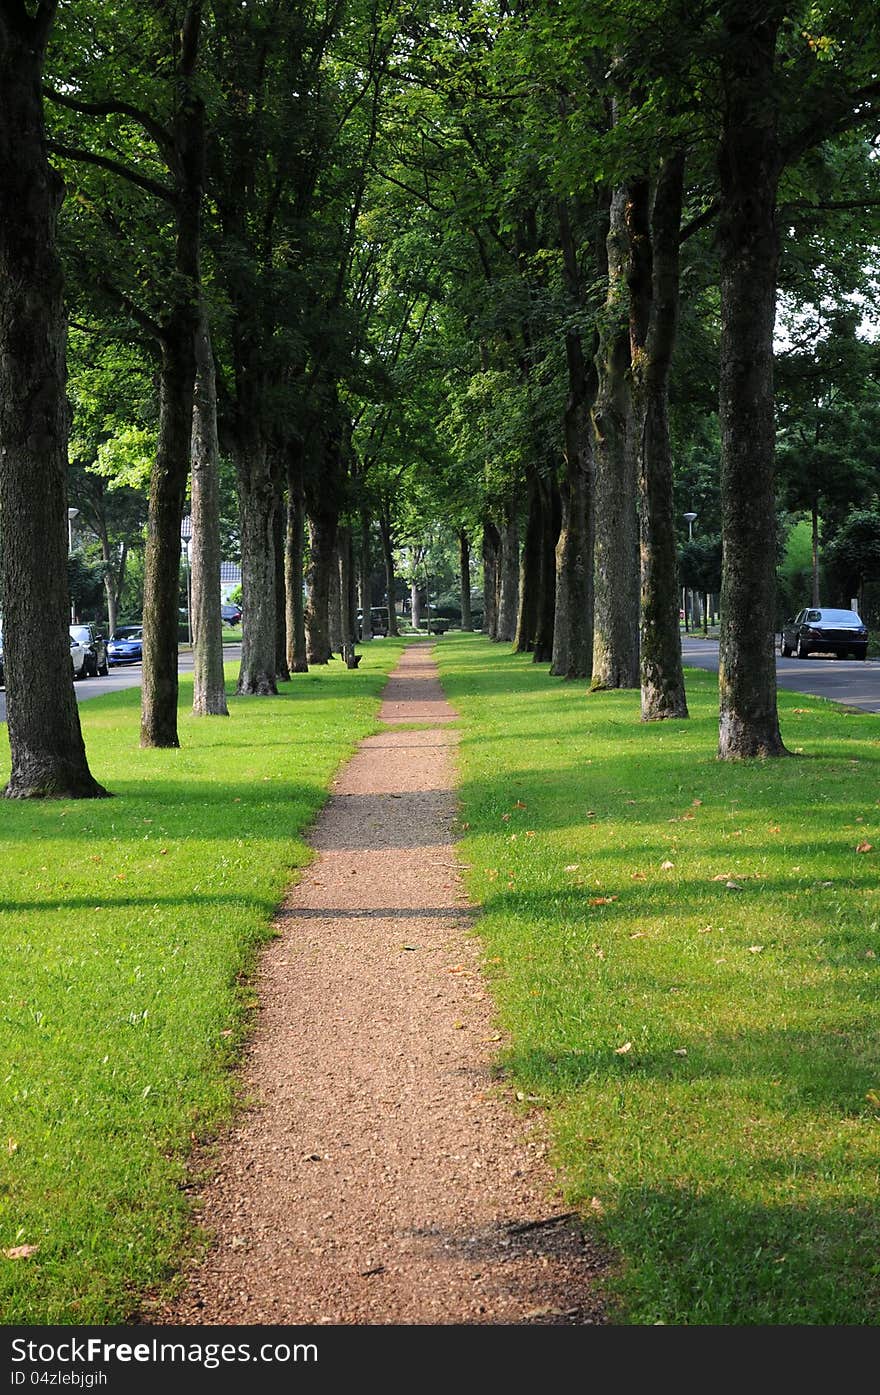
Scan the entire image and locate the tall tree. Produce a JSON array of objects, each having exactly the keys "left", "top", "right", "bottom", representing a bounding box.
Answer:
[{"left": 0, "top": 0, "right": 107, "bottom": 798}]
